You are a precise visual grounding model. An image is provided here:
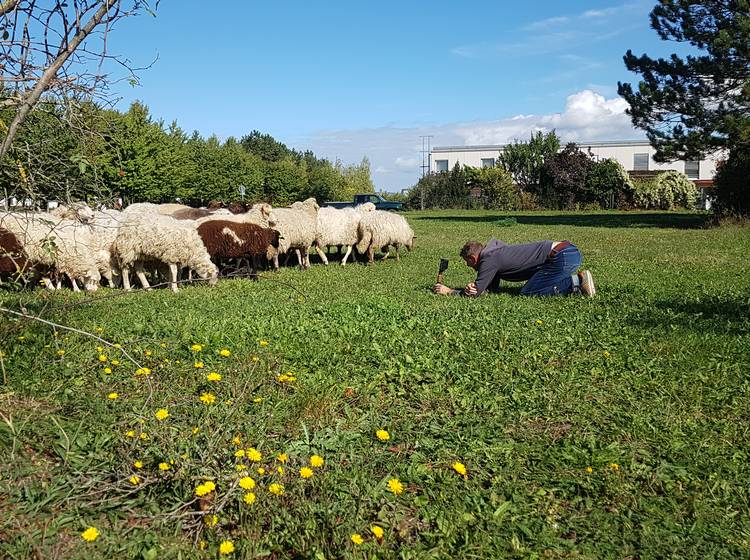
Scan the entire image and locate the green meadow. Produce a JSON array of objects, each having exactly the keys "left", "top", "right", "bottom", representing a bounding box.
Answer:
[{"left": 1, "top": 210, "right": 749, "bottom": 559}]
